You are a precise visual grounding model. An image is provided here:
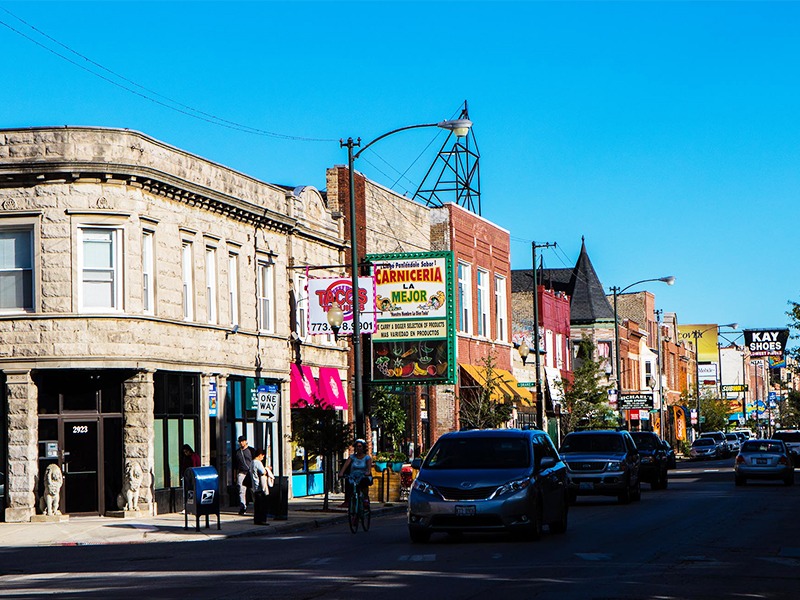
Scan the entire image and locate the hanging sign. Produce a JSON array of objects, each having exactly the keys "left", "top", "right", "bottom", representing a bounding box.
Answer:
[
  {"left": 306, "top": 277, "right": 377, "bottom": 336},
  {"left": 208, "top": 378, "right": 218, "bottom": 417},
  {"left": 743, "top": 329, "right": 789, "bottom": 358}
]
